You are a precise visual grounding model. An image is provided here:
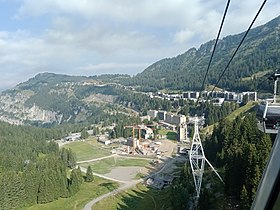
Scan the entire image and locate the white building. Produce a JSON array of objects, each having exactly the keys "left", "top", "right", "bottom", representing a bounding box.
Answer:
[
  {"left": 64, "top": 132, "right": 81, "bottom": 141},
  {"left": 143, "top": 127, "right": 154, "bottom": 139},
  {"left": 140, "top": 115, "right": 151, "bottom": 122},
  {"left": 178, "top": 123, "right": 189, "bottom": 142},
  {"left": 183, "top": 91, "right": 200, "bottom": 99},
  {"left": 165, "top": 113, "right": 174, "bottom": 124},
  {"left": 158, "top": 111, "right": 167, "bottom": 121},
  {"left": 99, "top": 139, "right": 111, "bottom": 145},
  {"left": 211, "top": 98, "right": 225, "bottom": 106},
  {"left": 172, "top": 114, "right": 187, "bottom": 125},
  {"left": 147, "top": 110, "right": 158, "bottom": 119}
]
